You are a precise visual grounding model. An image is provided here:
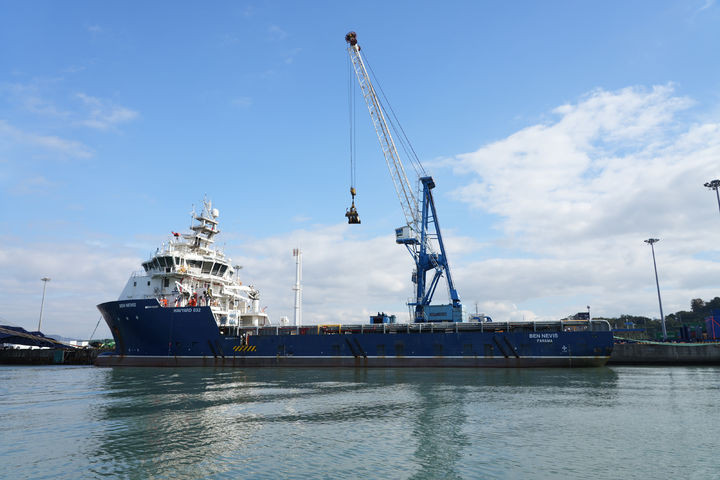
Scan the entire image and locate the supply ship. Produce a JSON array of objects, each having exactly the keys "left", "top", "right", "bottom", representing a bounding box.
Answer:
[
  {"left": 95, "top": 200, "right": 613, "bottom": 368},
  {"left": 96, "top": 33, "right": 613, "bottom": 367}
]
